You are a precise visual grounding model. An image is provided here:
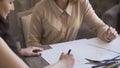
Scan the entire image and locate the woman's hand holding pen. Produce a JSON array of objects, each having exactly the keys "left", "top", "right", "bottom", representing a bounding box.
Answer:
[
  {"left": 45, "top": 52, "right": 74, "bottom": 68},
  {"left": 58, "top": 50, "right": 74, "bottom": 68},
  {"left": 104, "top": 27, "right": 118, "bottom": 42}
]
